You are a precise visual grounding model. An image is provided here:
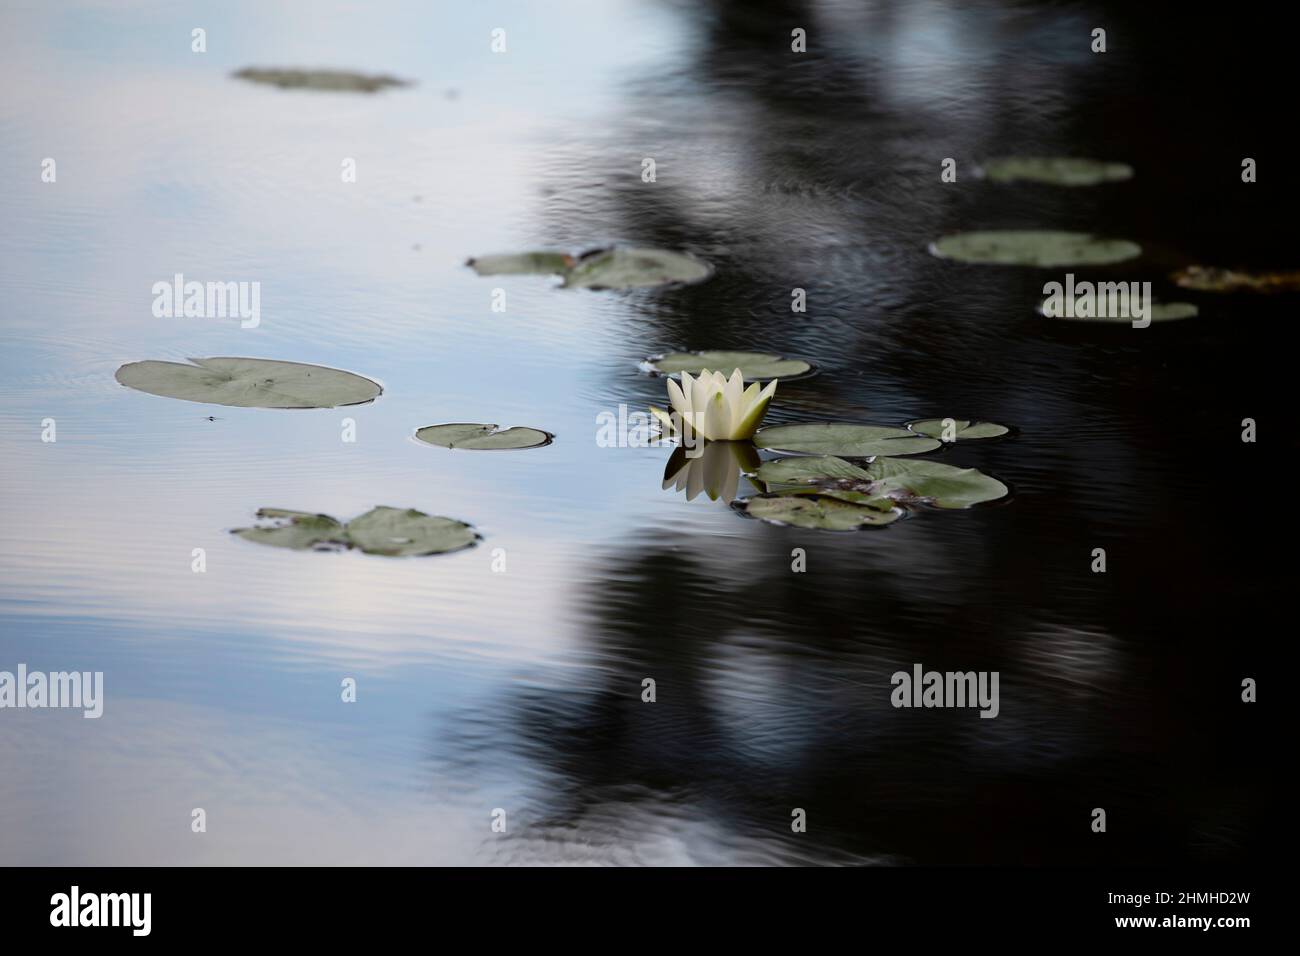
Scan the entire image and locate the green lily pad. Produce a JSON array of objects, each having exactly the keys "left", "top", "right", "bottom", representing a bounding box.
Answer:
[
  {"left": 929, "top": 231, "right": 1141, "bottom": 267},
  {"left": 907, "top": 419, "right": 1009, "bottom": 442},
  {"left": 115, "top": 357, "right": 382, "bottom": 409},
  {"left": 754, "top": 423, "right": 941, "bottom": 457},
  {"left": 1038, "top": 298, "right": 1199, "bottom": 322},
  {"left": 232, "top": 68, "right": 410, "bottom": 93},
  {"left": 415, "top": 423, "right": 553, "bottom": 450},
  {"left": 864, "top": 457, "right": 1008, "bottom": 509},
  {"left": 232, "top": 506, "right": 477, "bottom": 556},
  {"left": 646, "top": 350, "right": 813, "bottom": 381},
  {"left": 979, "top": 157, "right": 1133, "bottom": 186},
  {"left": 466, "top": 251, "right": 576, "bottom": 277},
  {"left": 342, "top": 507, "right": 478, "bottom": 556},
  {"left": 737, "top": 493, "right": 900, "bottom": 530},
  {"left": 752, "top": 455, "right": 873, "bottom": 485},
  {"left": 231, "top": 509, "right": 345, "bottom": 551},
  {"left": 562, "top": 247, "right": 712, "bottom": 290}
]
